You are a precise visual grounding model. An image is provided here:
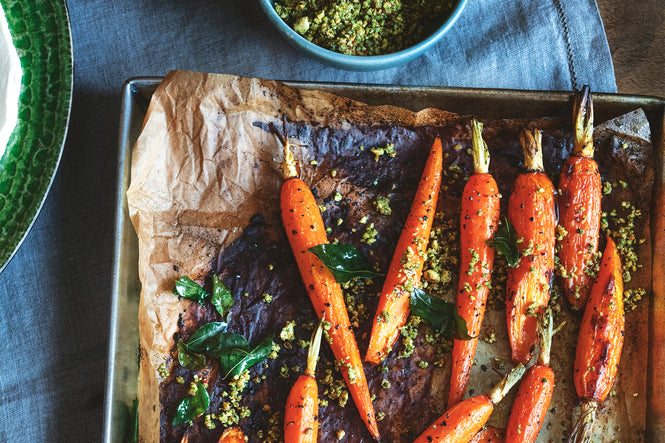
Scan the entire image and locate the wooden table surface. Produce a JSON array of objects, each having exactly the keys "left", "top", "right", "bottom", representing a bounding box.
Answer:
[{"left": 598, "top": 0, "right": 665, "bottom": 97}]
